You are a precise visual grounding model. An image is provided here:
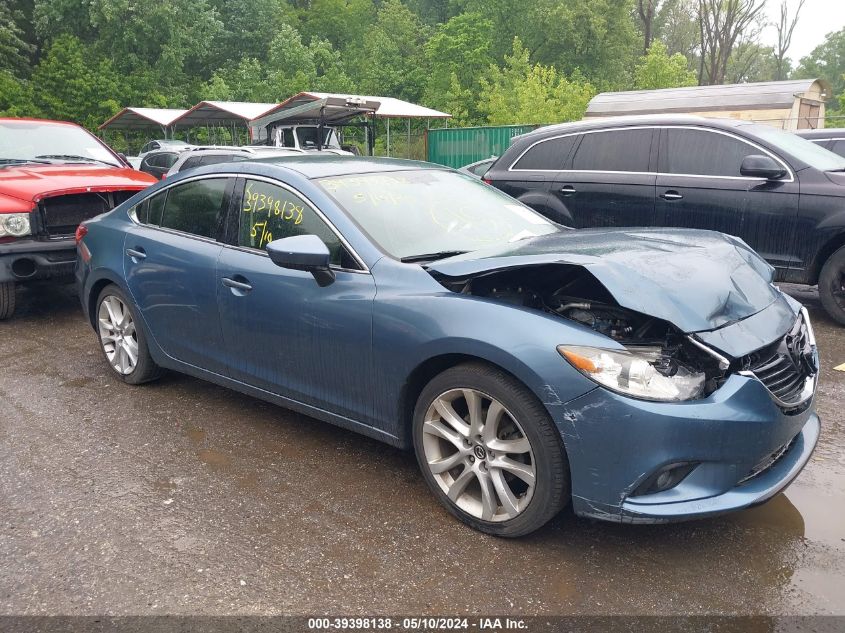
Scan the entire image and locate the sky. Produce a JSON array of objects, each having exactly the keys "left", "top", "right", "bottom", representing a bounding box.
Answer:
[{"left": 761, "top": 0, "right": 845, "bottom": 63}]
